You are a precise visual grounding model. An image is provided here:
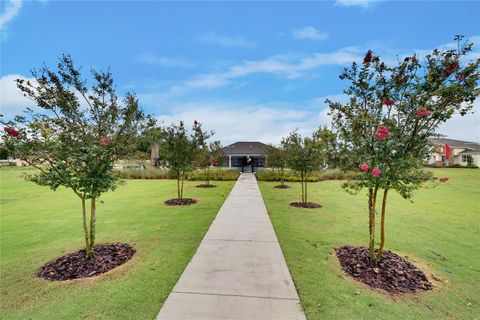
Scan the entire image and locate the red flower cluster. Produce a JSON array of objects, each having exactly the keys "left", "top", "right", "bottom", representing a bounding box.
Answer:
[
  {"left": 100, "top": 136, "right": 111, "bottom": 147},
  {"left": 4, "top": 127, "right": 20, "bottom": 137},
  {"left": 439, "top": 177, "right": 449, "bottom": 183},
  {"left": 371, "top": 168, "right": 382, "bottom": 177},
  {"left": 359, "top": 164, "right": 381, "bottom": 177},
  {"left": 209, "top": 158, "right": 219, "bottom": 166},
  {"left": 416, "top": 107, "right": 432, "bottom": 118},
  {"left": 382, "top": 98, "right": 395, "bottom": 106},
  {"left": 363, "top": 50, "right": 373, "bottom": 64},
  {"left": 374, "top": 125, "right": 390, "bottom": 141},
  {"left": 443, "top": 60, "right": 459, "bottom": 76}
]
